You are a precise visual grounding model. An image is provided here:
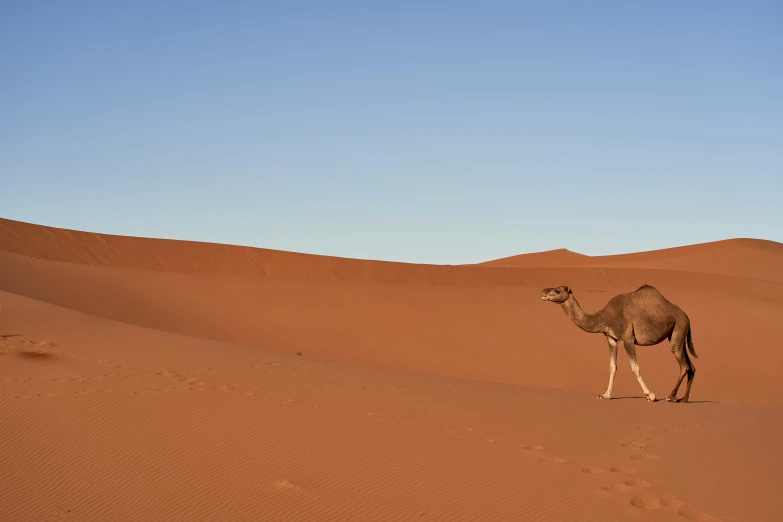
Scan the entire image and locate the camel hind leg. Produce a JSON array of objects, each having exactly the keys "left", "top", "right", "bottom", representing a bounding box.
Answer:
[
  {"left": 680, "top": 340, "right": 696, "bottom": 402},
  {"left": 666, "top": 324, "right": 695, "bottom": 403}
]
